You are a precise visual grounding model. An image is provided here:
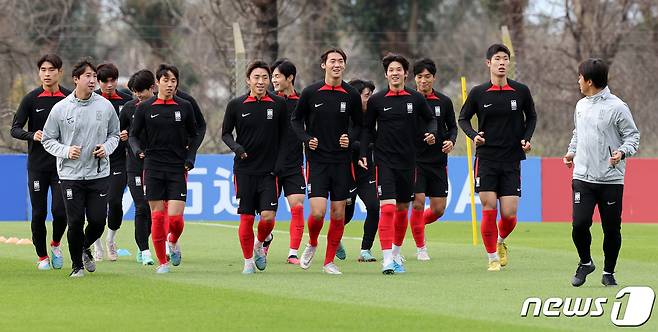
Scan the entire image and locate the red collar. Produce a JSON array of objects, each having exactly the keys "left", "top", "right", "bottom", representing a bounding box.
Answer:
[
  {"left": 318, "top": 84, "right": 347, "bottom": 94},
  {"left": 101, "top": 92, "right": 123, "bottom": 100},
  {"left": 424, "top": 90, "right": 440, "bottom": 100},
  {"left": 243, "top": 94, "right": 274, "bottom": 103},
  {"left": 486, "top": 84, "right": 516, "bottom": 92},
  {"left": 277, "top": 91, "right": 300, "bottom": 100},
  {"left": 152, "top": 98, "right": 178, "bottom": 105},
  {"left": 385, "top": 89, "right": 411, "bottom": 97},
  {"left": 37, "top": 89, "right": 66, "bottom": 98}
]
